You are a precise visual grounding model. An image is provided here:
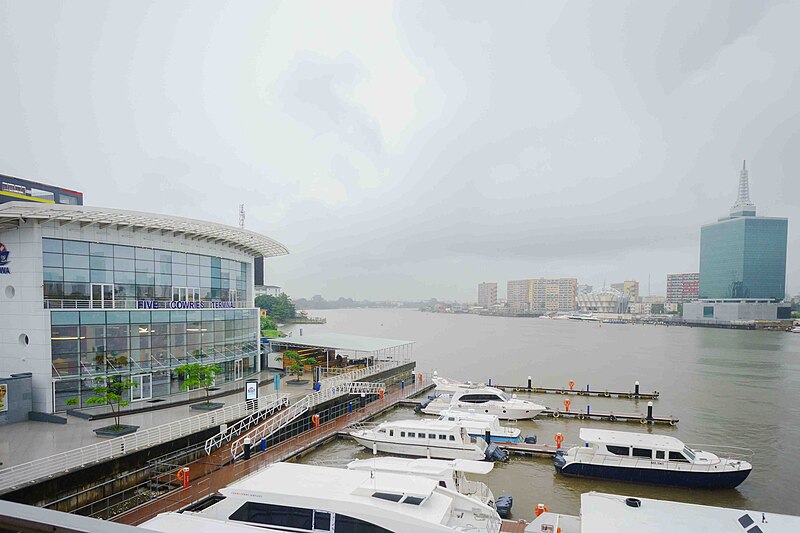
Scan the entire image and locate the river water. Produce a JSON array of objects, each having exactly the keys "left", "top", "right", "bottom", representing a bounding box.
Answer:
[{"left": 284, "top": 308, "right": 800, "bottom": 520}]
